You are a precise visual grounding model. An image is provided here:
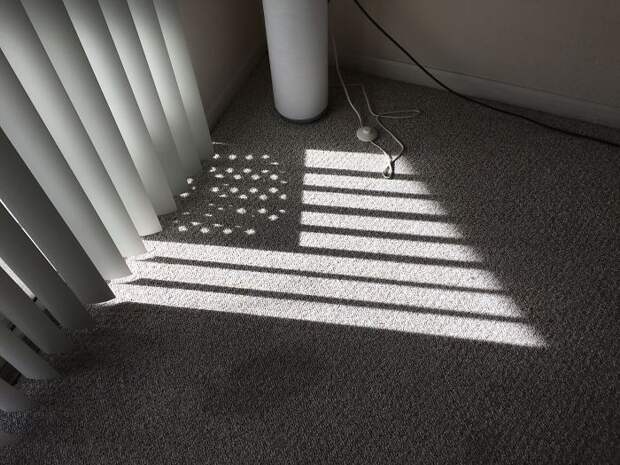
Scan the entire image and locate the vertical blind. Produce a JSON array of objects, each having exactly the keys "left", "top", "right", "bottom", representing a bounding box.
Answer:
[{"left": 0, "top": 0, "right": 211, "bottom": 418}]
